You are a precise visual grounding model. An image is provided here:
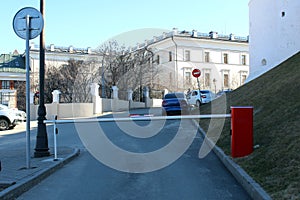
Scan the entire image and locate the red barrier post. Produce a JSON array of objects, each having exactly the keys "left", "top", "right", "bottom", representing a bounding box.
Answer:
[{"left": 231, "top": 106, "right": 253, "bottom": 158}]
